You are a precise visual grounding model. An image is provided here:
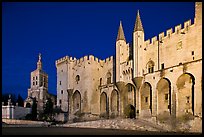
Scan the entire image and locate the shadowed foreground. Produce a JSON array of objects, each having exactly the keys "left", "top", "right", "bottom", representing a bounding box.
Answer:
[{"left": 2, "top": 127, "right": 201, "bottom": 135}]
